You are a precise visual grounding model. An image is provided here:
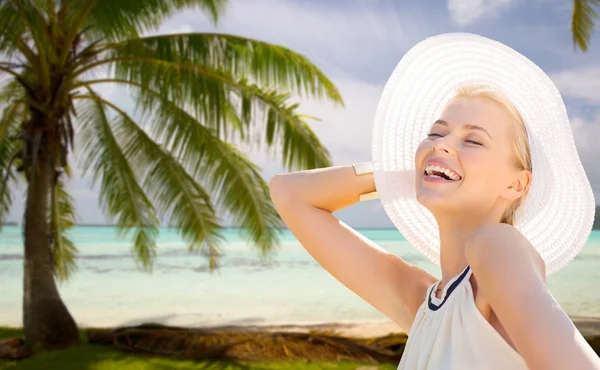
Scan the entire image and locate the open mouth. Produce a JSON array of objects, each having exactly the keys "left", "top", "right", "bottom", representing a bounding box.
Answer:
[{"left": 424, "top": 165, "right": 462, "bottom": 181}]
